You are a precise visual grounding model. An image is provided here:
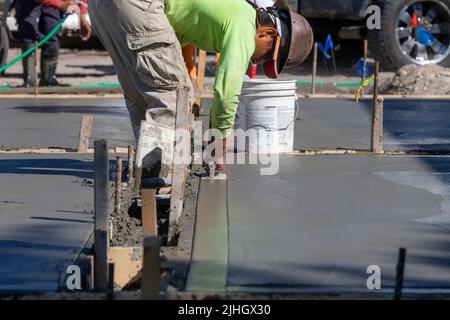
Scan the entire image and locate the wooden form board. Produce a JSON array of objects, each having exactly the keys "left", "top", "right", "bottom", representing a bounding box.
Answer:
[
  {"left": 94, "top": 139, "right": 110, "bottom": 290},
  {"left": 168, "top": 87, "right": 191, "bottom": 245},
  {"left": 77, "top": 116, "right": 94, "bottom": 153},
  {"left": 142, "top": 190, "right": 158, "bottom": 237},
  {"left": 108, "top": 247, "right": 142, "bottom": 290},
  {"left": 193, "top": 49, "right": 206, "bottom": 107}
]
